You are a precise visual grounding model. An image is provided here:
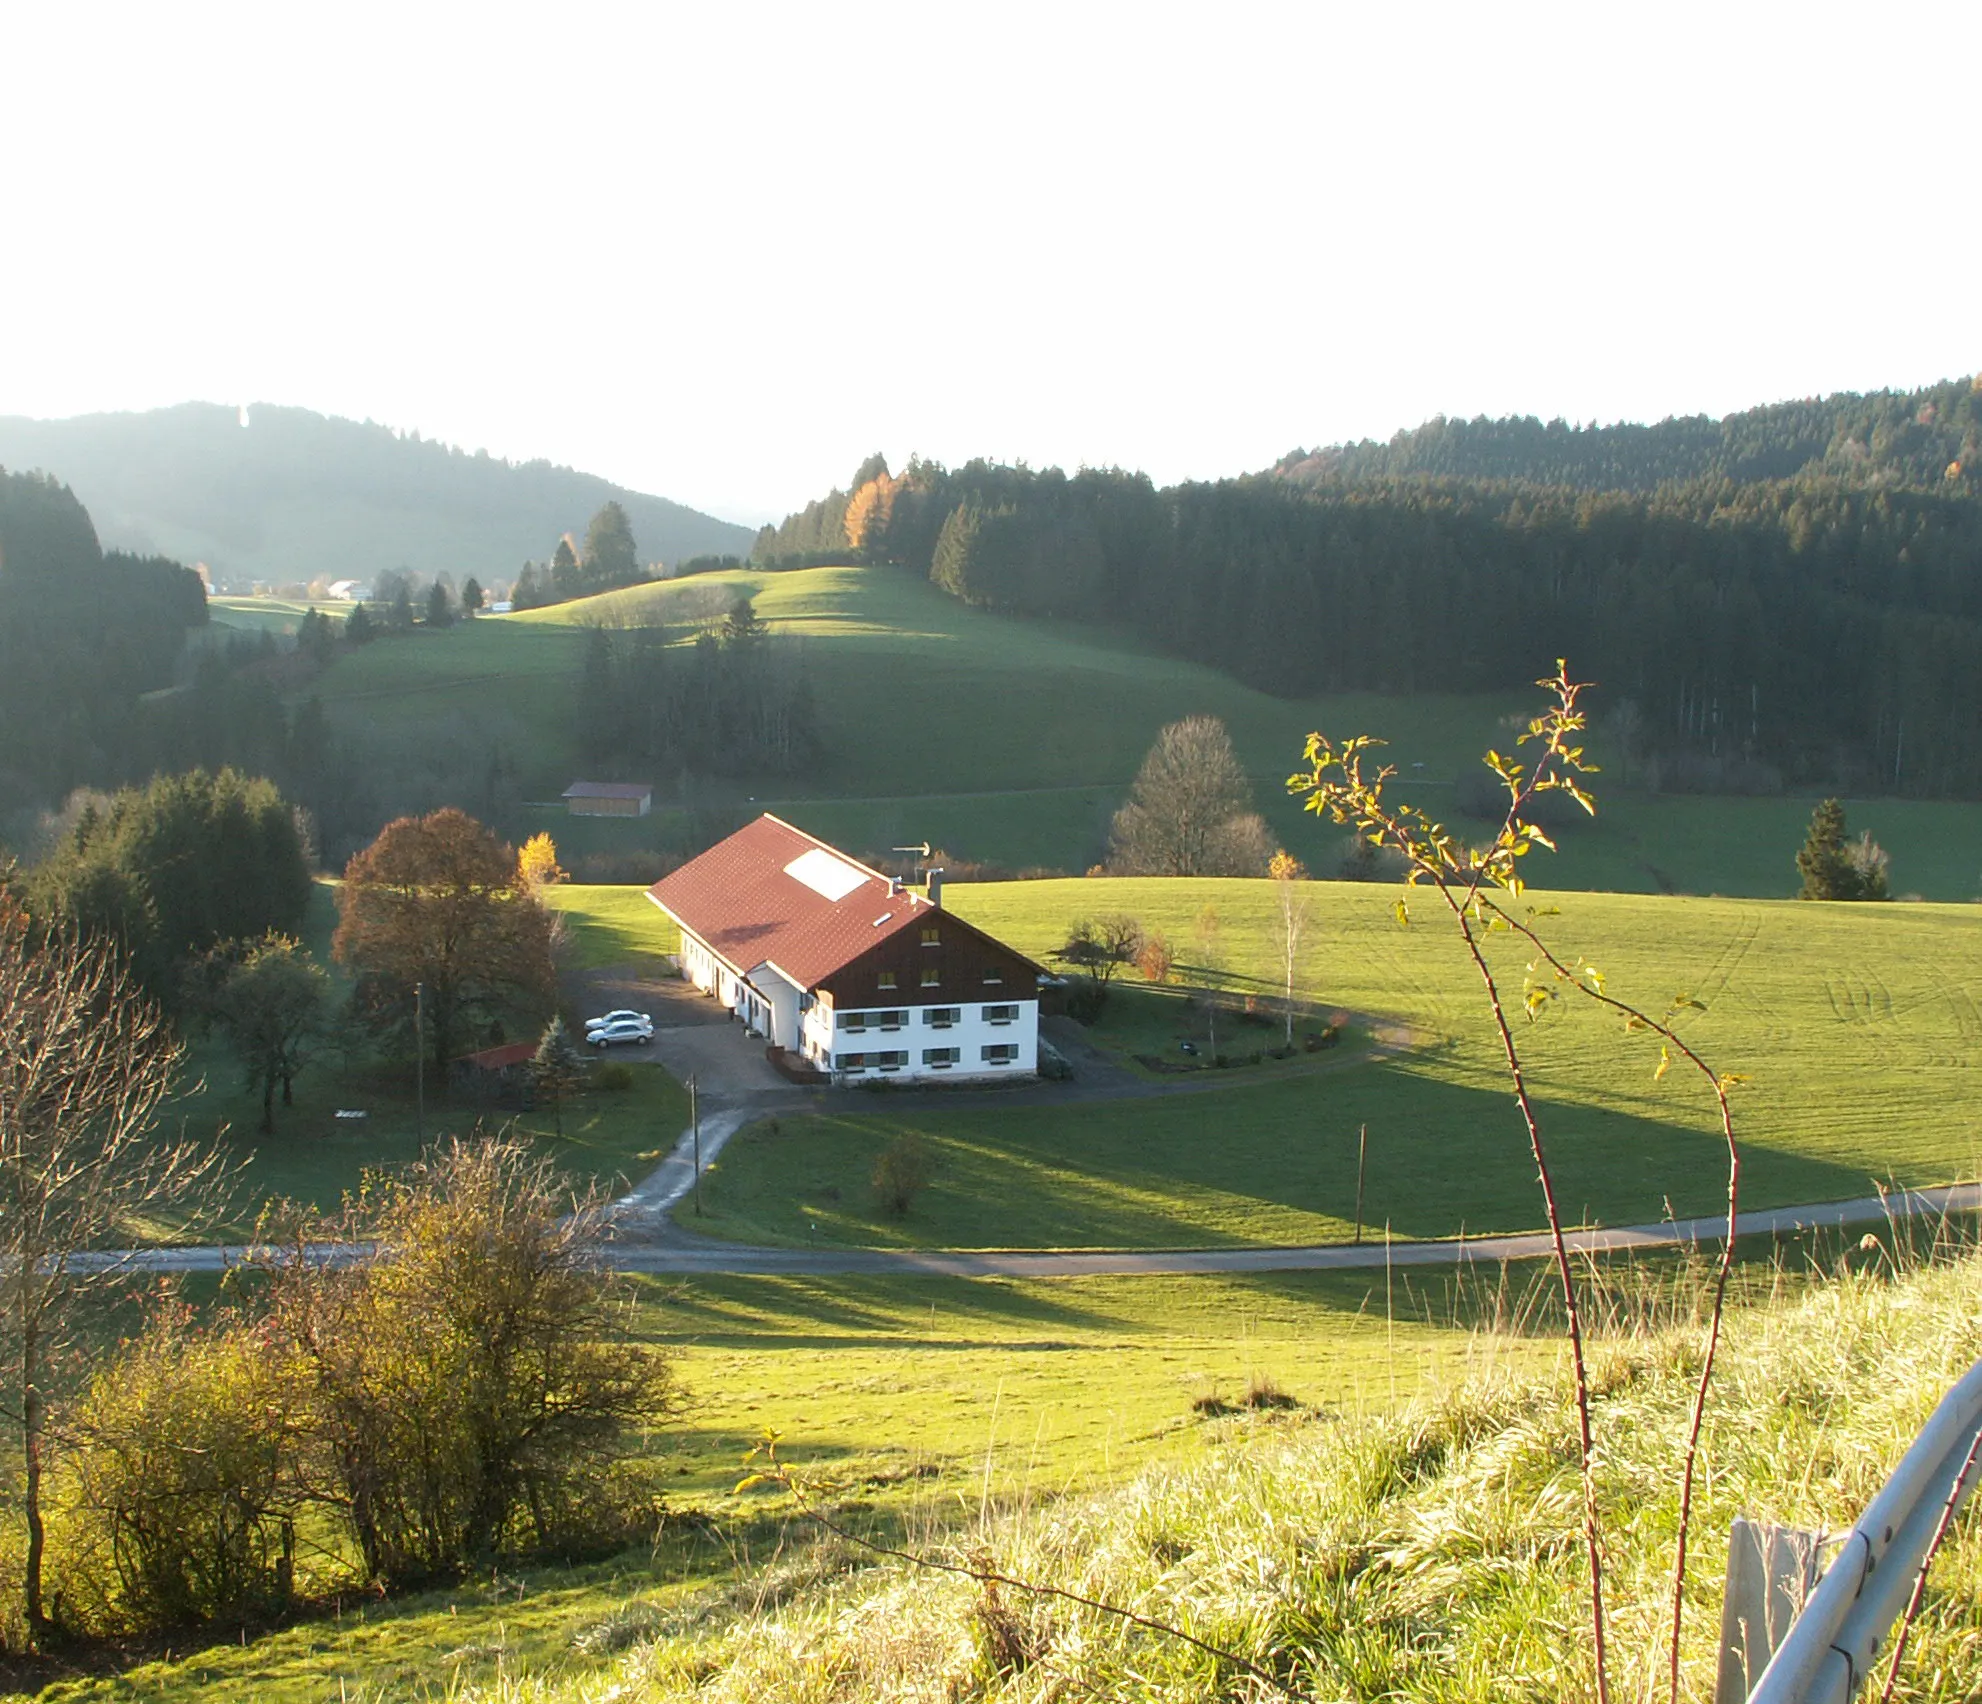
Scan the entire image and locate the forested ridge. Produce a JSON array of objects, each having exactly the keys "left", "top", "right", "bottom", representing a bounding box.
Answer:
[
  {"left": 1272, "top": 375, "right": 1982, "bottom": 491},
  {"left": 0, "top": 468, "right": 209, "bottom": 807},
  {"left": 0, "top": 403, "right": 754, "bottom": 588},
  {"left": 755, "top": 378, "right": 1982, "bottom": 797}
]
